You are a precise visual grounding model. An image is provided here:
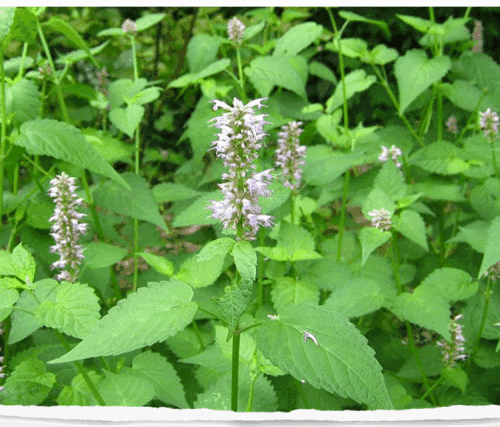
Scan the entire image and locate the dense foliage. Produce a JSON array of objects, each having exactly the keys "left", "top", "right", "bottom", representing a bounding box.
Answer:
[{"left": 0, "top": 6, "right": 500, "bottom": 412}]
